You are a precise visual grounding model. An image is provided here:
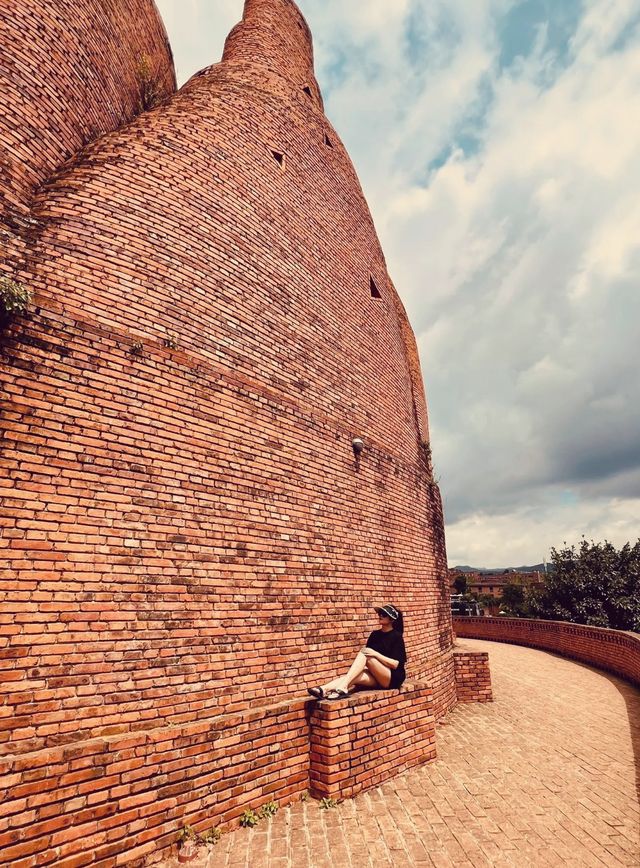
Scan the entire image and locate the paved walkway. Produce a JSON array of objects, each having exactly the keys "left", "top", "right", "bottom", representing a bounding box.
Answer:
[{"left": 155, "top": 639, "right": 640, "bottom": 867}]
